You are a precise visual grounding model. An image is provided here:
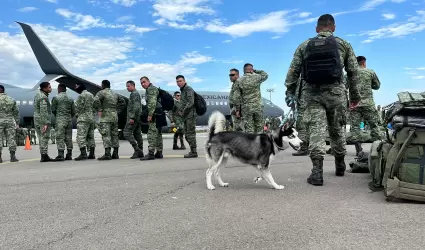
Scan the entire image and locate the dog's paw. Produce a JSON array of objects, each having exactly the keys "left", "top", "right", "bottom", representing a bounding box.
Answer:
[
  {"left": 219, "top": 183, "right": 229, "bottom": 187},
  {"left": 207, "top": 185, "right": 216, "bottom": 190},
  {"left": 254, "top": 177, "right": 262, "bottom": 183},
  {"left": 274, "top": 185, "right": 285, "bottom": 190}
]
